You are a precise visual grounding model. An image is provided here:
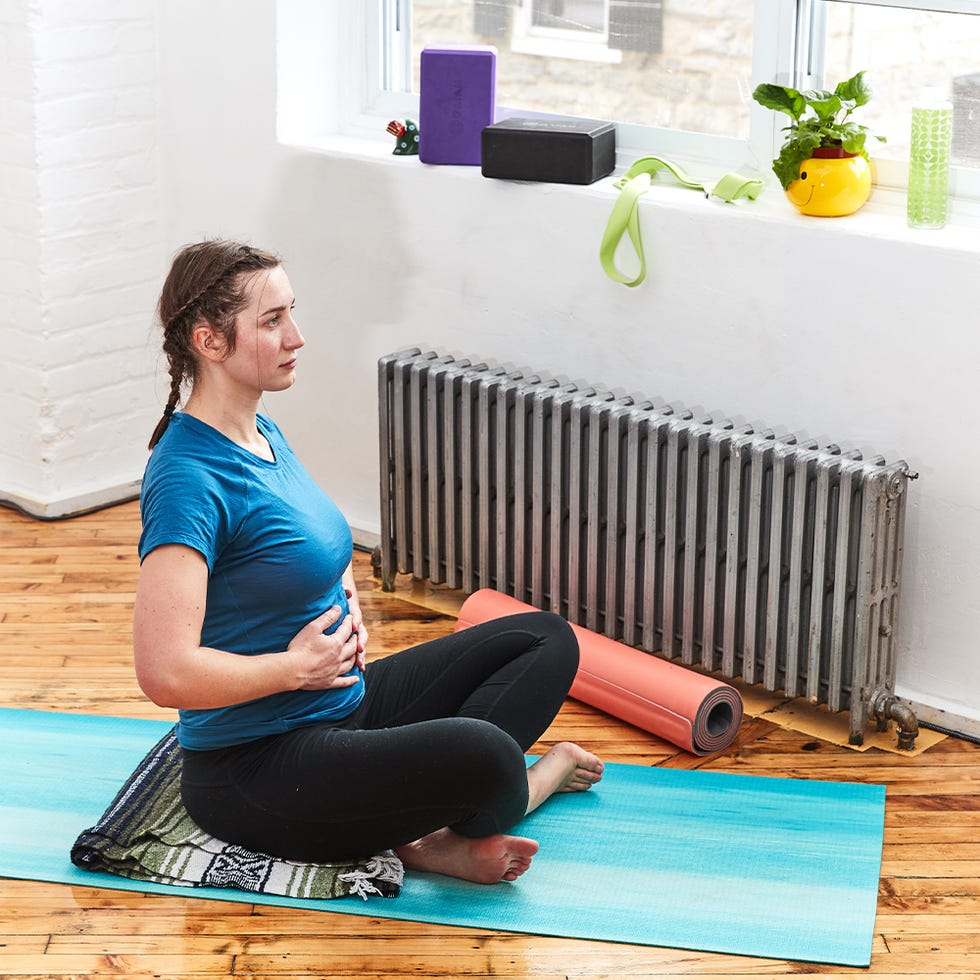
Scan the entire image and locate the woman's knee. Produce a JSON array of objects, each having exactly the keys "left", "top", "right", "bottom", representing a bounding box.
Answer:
[
  {"left": 528, "top": 610, "right": 579, "bottom": 681},
  {"left": 443, "top": 719, "right": 525, "bottom": 797},
  {"left": 446, "top": 718, "right": 528, "bottom": 835},
  {"left": 454, "top": 717, "right": 525, "bottom": 772}
]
